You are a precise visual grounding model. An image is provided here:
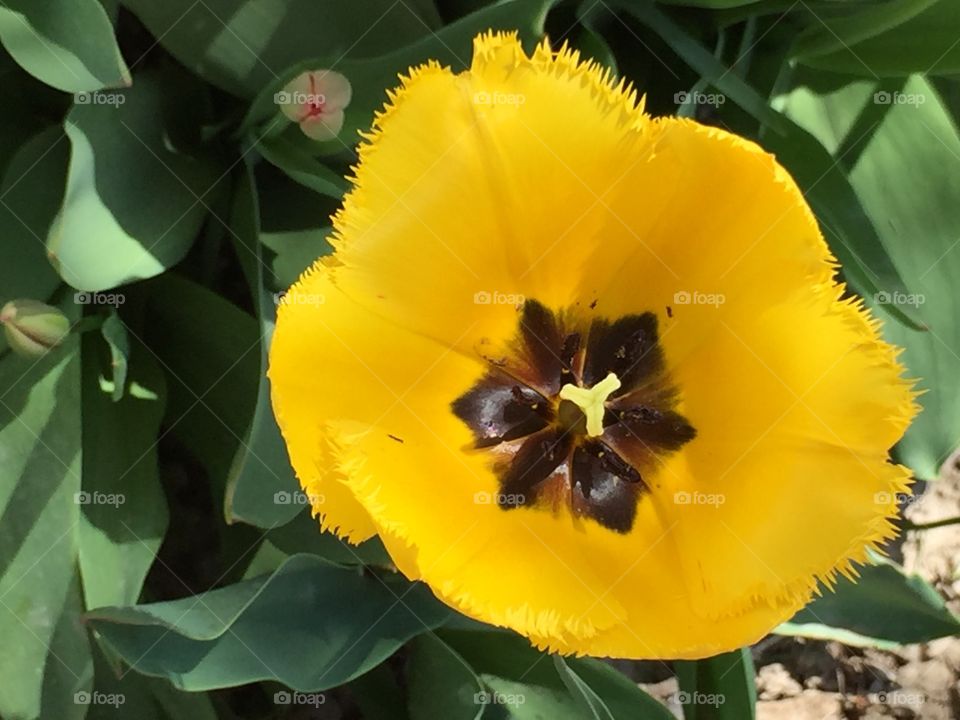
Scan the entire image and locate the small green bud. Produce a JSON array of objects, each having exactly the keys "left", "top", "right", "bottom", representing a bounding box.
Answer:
[{"left": 1, "top": 299, "right": 71, "bottom": 358}]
